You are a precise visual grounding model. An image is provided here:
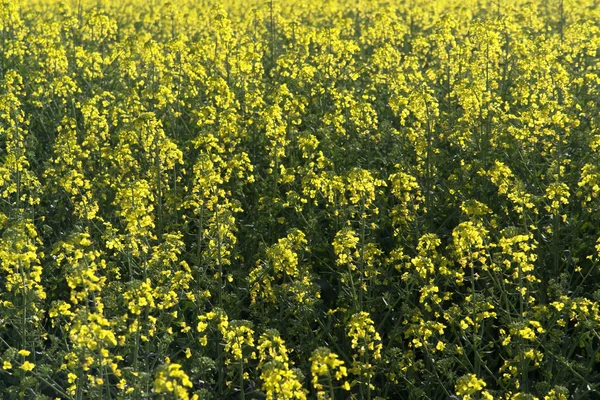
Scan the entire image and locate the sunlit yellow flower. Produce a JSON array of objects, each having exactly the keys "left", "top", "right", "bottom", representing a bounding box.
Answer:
[{"left": 20, "top": 361, "right": 35, "bottom": 371}]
